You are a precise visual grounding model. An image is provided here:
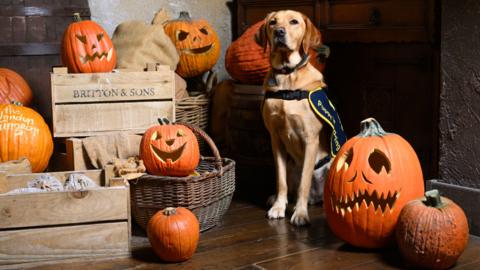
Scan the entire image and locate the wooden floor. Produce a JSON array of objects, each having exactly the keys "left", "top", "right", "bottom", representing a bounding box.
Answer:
[{"left": 12, "top": 199, "right": 480, "bottom": 270}]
